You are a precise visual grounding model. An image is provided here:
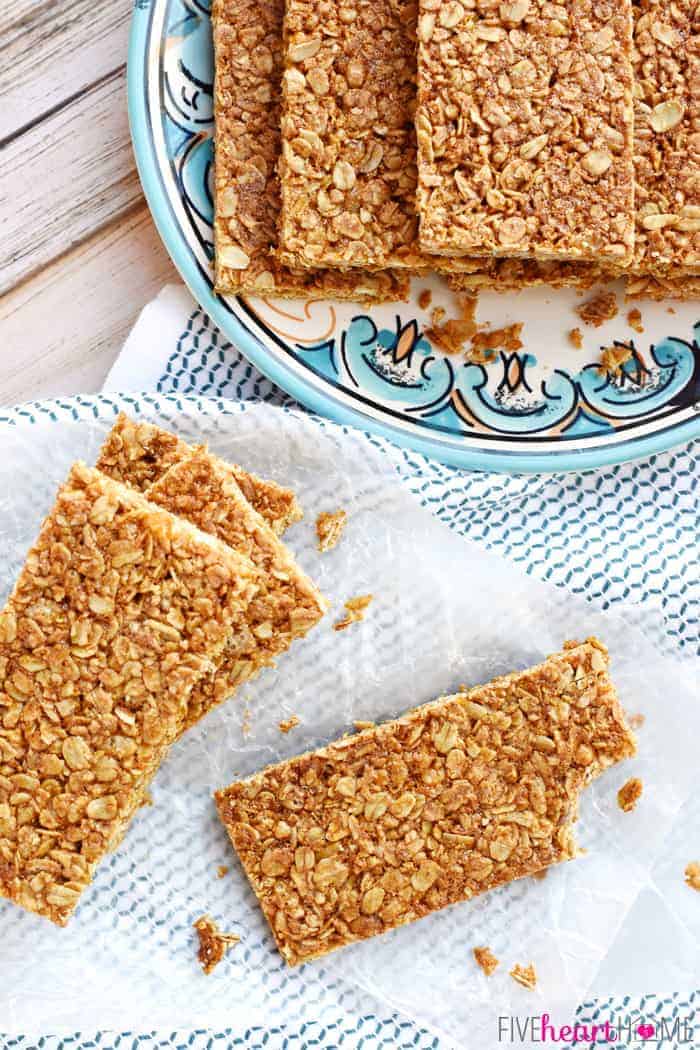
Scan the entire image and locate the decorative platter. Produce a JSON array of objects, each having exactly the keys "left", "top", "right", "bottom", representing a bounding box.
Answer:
[{"left": 128, "top": 0, "right": 700, "bottom": 472}]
